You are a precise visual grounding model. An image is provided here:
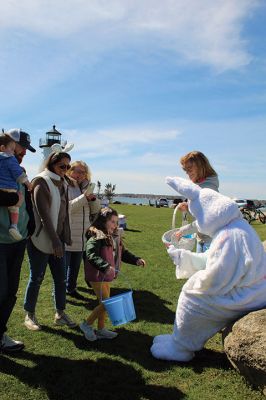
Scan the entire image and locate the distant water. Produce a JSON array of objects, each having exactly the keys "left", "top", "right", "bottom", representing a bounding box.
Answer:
[
  {"left": 113, "top": 196, "right": 173, "bottom": 206},
  {"left": 113, "top": 196, "right": 150, "bottom": 205}
]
